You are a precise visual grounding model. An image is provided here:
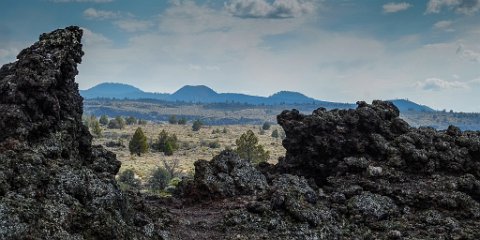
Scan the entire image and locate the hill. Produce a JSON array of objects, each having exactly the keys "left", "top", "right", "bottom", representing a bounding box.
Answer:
[{"left": 80, "top": 82, "right": 434, "bottom": 112}]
